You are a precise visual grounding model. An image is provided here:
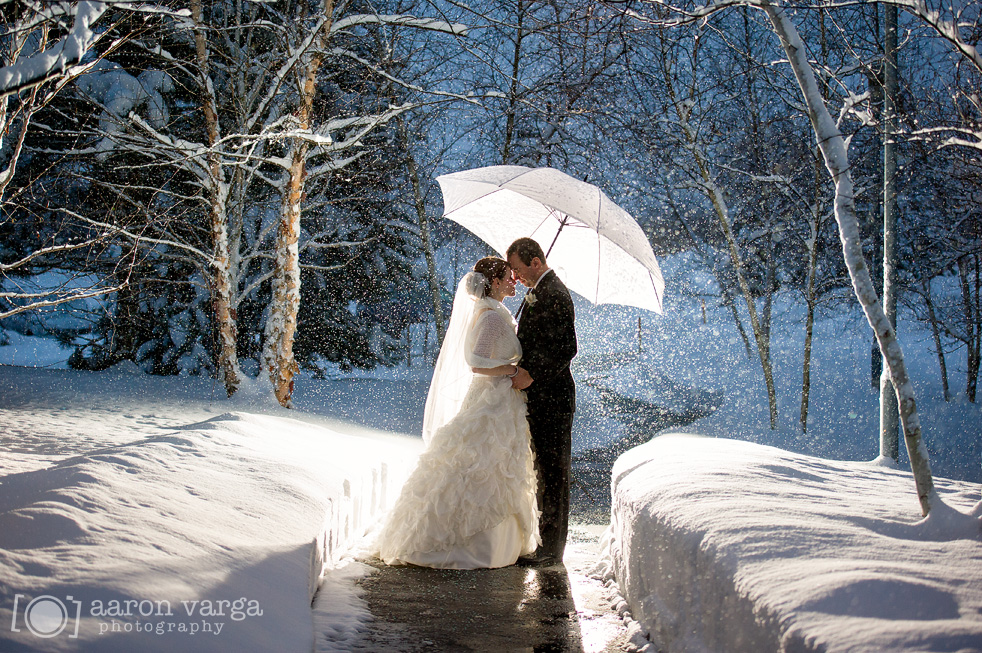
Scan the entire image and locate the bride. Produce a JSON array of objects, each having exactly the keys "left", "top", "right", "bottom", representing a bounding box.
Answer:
[{"left": 375, "top": 256, "right": 540, "bottom": 569}]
